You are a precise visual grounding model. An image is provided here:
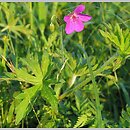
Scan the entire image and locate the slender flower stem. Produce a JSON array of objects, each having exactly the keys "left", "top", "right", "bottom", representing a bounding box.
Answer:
[
  {"left": 60, "top": 25, "right": 65, "bottom": 61},
  {"left": 84, "top": 51, "right": 102, "bottom": 128},
  {"left": 56, "top": 25, "right": 66, "bottom": 82},
  {"left": 29, "top": 2, "right": 33, "bottom": 30}
]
